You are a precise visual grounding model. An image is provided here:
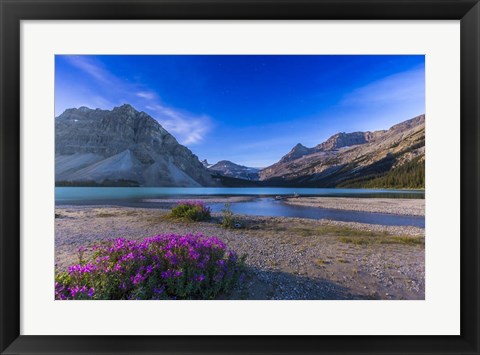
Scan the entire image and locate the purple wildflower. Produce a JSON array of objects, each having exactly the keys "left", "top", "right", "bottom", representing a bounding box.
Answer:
[
  {"left": 195, "top": 274, "right": 206, "bottom": 282},
  {"left": 131, "top": 273, "right": 145, "bottom": 285},
  {"left": 153, "top": 285, "right": 165, "bottom": 295},
  {"left": 161, "top": 269, "right": 174, "bottom": 279},
  {"left": 68, "top": 263, "right": 97, "bottom": 275},
  {"left": 57, "top": 233, "right": 244, "bottom": 300}
]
